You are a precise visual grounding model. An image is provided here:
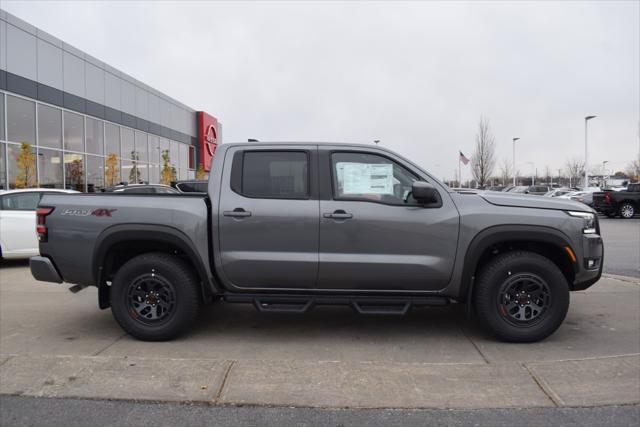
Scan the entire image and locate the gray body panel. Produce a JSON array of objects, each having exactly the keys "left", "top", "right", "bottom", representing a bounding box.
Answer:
[
  {"left": 38, "top": 194, "right": 211, "bottom": 287},
  {"left": 35, "top": 141, "right": 602, "bottom": 301}
]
